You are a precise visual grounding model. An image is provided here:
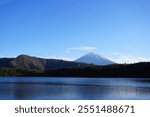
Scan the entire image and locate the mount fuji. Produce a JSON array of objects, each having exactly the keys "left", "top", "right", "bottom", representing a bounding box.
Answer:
[{"left": 75, "top": 52, "right": 115, "bottom": 65}]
